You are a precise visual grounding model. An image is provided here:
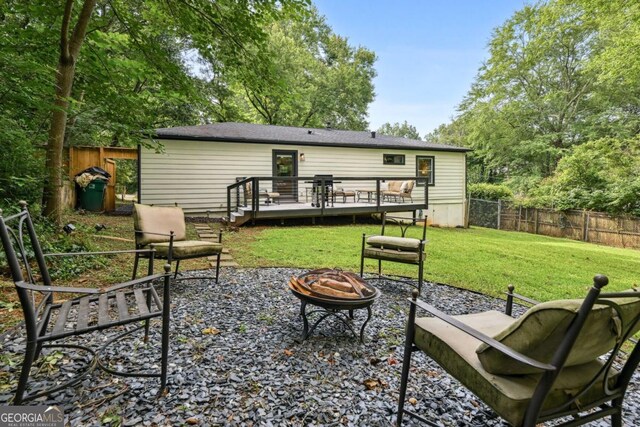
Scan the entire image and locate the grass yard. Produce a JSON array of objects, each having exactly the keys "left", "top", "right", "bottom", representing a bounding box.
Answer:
[
  {"left": 226, "top": 223, "right": 640, "bottom": 302},
  {"left": 2, "top": 212, "right": 639, "bottom": 331}
]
